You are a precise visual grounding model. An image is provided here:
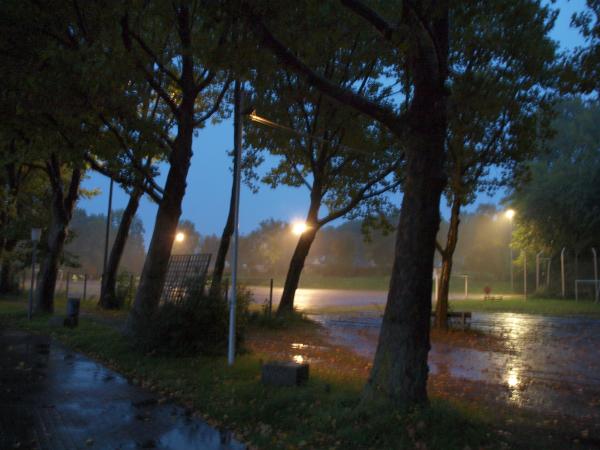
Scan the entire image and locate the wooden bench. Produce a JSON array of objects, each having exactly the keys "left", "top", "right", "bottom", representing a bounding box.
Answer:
[
  {"left": 431, "top": 311, "right": 472, "bottom": 329},
  {"left": 483, "top": 295, "right": 503, "bottom": 301}
]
